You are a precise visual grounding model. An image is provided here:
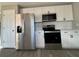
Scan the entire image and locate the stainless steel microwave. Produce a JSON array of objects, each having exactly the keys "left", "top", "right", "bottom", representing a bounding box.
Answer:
[{"left": 42, "top": 13, "right": 57, "bottom": 22}]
